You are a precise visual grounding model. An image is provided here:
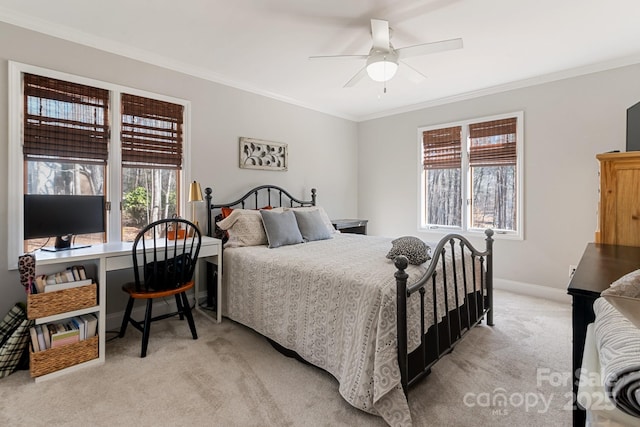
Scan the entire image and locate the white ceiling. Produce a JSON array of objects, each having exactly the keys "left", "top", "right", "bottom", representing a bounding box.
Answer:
[{"left": 2, "top": 0, "right": 640, "bottom": 121}]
